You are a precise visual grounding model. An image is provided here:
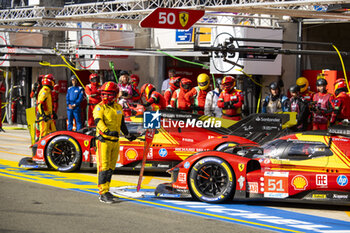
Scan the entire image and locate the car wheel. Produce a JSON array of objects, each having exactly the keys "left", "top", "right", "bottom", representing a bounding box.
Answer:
[
  {"left": 46, "top": 135, "right": 82, "bottom": 172},
  {"left": 189, "top": 157, "right": 235, "bottom": 203}
]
